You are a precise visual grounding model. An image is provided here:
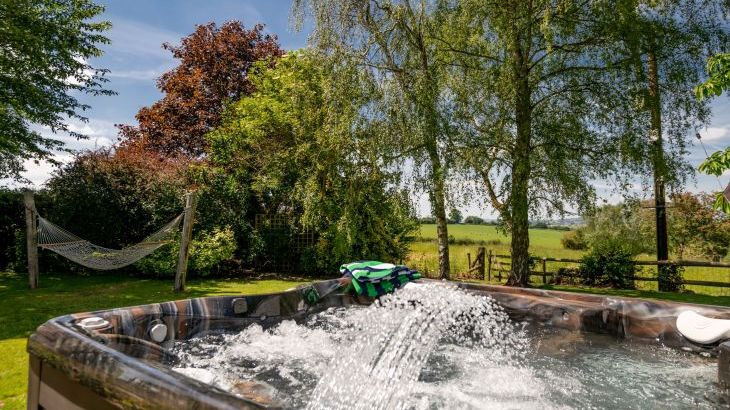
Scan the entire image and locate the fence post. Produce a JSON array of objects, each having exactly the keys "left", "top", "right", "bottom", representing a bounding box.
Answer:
[
  {"left": 542, "top": 257, "right": 547, "bottom": 284},
  {"left": 24, "top": 191, "right": 39, "bottom": 289},
  {"left": 175, "top": 191, "right": 197, "bottom": 293},
  {"left": 477, "top": 247, "right": 485, "bottom": 279},
  {"left": 467, "top": 252, "right": 472, "bottom": 270},
  {"left": 497, "top": 256, "right": 502, "bottom": 282},
  {"left": 487, "top": 250, "right": 492, "bottom": 282}
]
